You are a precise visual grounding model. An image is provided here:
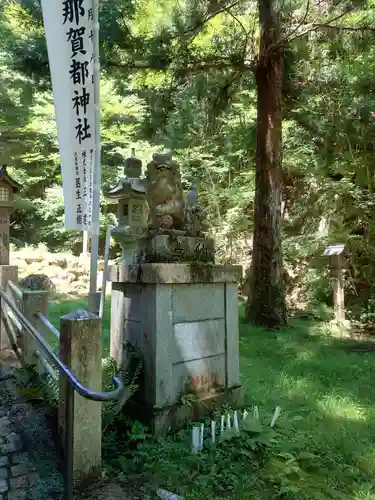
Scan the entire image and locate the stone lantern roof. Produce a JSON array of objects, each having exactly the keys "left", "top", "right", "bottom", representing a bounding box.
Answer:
[
  {"left": 0, "top": 165, "right": 22, "bottom": 193},
  {"left": 103, "top": 149, "right": 147, "bottom": 201}
]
